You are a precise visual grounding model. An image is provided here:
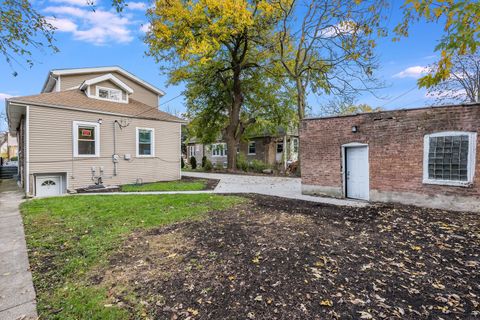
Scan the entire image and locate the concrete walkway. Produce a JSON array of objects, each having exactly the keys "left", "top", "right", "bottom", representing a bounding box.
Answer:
[
  {"left": 183, "top": 172, "right": 367, "bottom": 207},
  {"left": 0, "top": 180, "right": 37, "bottom": 320}
]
